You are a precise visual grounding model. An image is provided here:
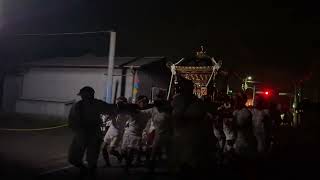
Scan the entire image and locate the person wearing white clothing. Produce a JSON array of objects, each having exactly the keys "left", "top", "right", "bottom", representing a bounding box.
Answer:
[
  {"left": 144, "top": 97, "right": 172, "bottom": 172},
  {"left": 251, "top": 95, "right": 270, "bottom": 154},
  {"left": 102, "top": 96, "right": 130, "bottom": 167},
  {"left": 233, "top": 94, "right": 256, "bottom": 158},
  {"left": 121, "top": 96, "right": 152, "bottom": 170},
  {"left": 232, "top": 93, "right": 258, "bottom": 180}
]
